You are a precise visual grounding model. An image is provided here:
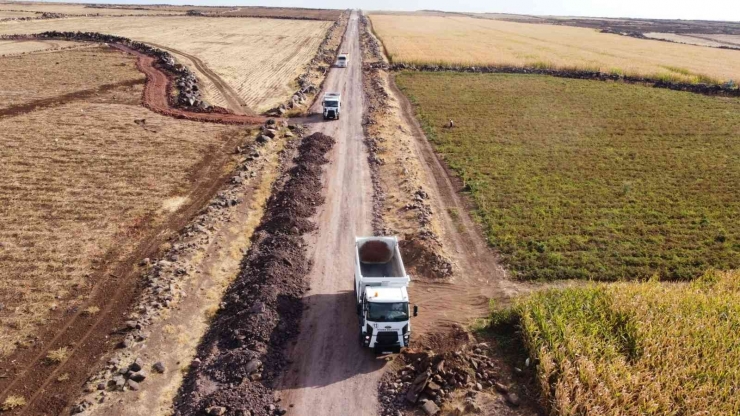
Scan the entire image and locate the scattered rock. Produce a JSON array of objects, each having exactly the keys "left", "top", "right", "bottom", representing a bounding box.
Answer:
[
  {"left": 153, "top": 362, "right": 166, "bottom": 373},
  {"left": 130, "top": 371, "right": 147, "bottom": 382},
  {"left": 245, "top": 359, "right": 262, "bottom": 374},
  {"left": 421, "top": 400, "right": 440, "bottom": 415},
  {"left": 206, "top": 406, "right": 227, "bottom": 415},
  {"left": 126, "top": 379, "right": 140, "bottom": 391},
  {"left": 129, "top": 357, "right": 144, "bottom": 372},
  {"left": 506, "top": 392, "right": 520, "bottom": 407}
]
